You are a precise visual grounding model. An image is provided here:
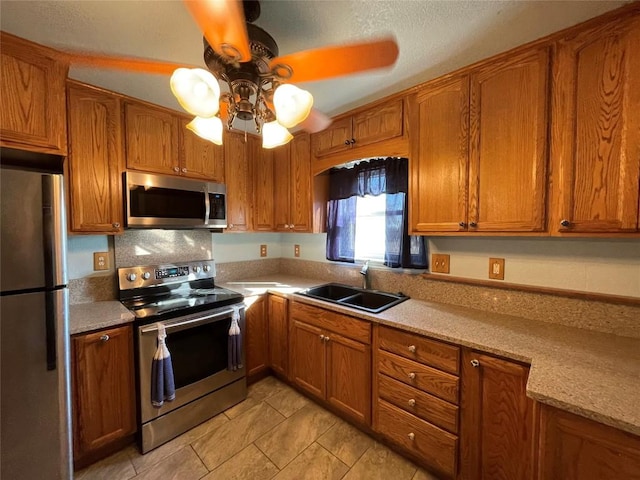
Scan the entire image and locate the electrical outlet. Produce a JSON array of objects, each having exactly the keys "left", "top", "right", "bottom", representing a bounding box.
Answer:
[
  {"left": 260, "top": 244, "right": 267, "bottom": 257},
  {"left": 93, "top": 252, "right": 109, "bottom": 271},
  {"left": 489, "top": 258, "right": 505, "bottom": 280},
  {"left": 294, "top": 244, "right": 300, "bottom": 257},
  {"left": 431, "top": 254, "right": 450, "bottom": 274}
]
